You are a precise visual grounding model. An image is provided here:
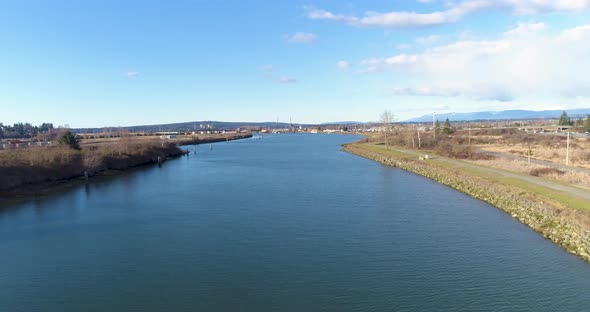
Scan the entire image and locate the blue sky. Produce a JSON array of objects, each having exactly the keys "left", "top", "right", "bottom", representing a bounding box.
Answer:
[{"left": 1, "top": 0, "right": 590, "bottom": 127}]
